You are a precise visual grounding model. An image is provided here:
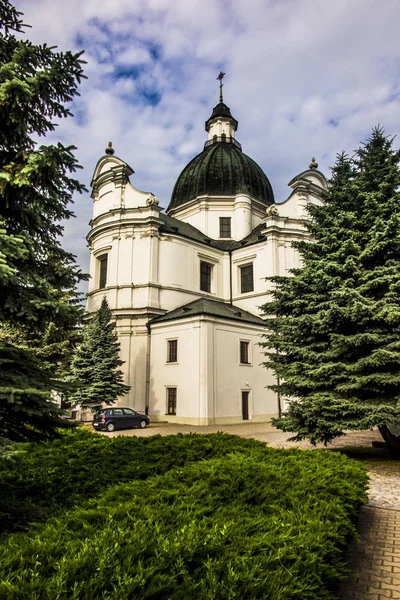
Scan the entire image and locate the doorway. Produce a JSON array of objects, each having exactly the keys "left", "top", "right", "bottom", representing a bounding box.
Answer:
[{"left": 242, "top": 391, "right": 249, "bottom": 421}]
